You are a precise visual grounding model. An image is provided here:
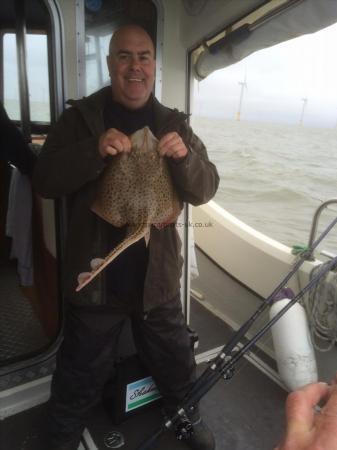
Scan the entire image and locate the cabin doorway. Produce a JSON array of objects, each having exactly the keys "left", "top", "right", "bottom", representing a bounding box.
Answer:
[{"left": 0, "top": 0, "right": 60, "bottom": 369}]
